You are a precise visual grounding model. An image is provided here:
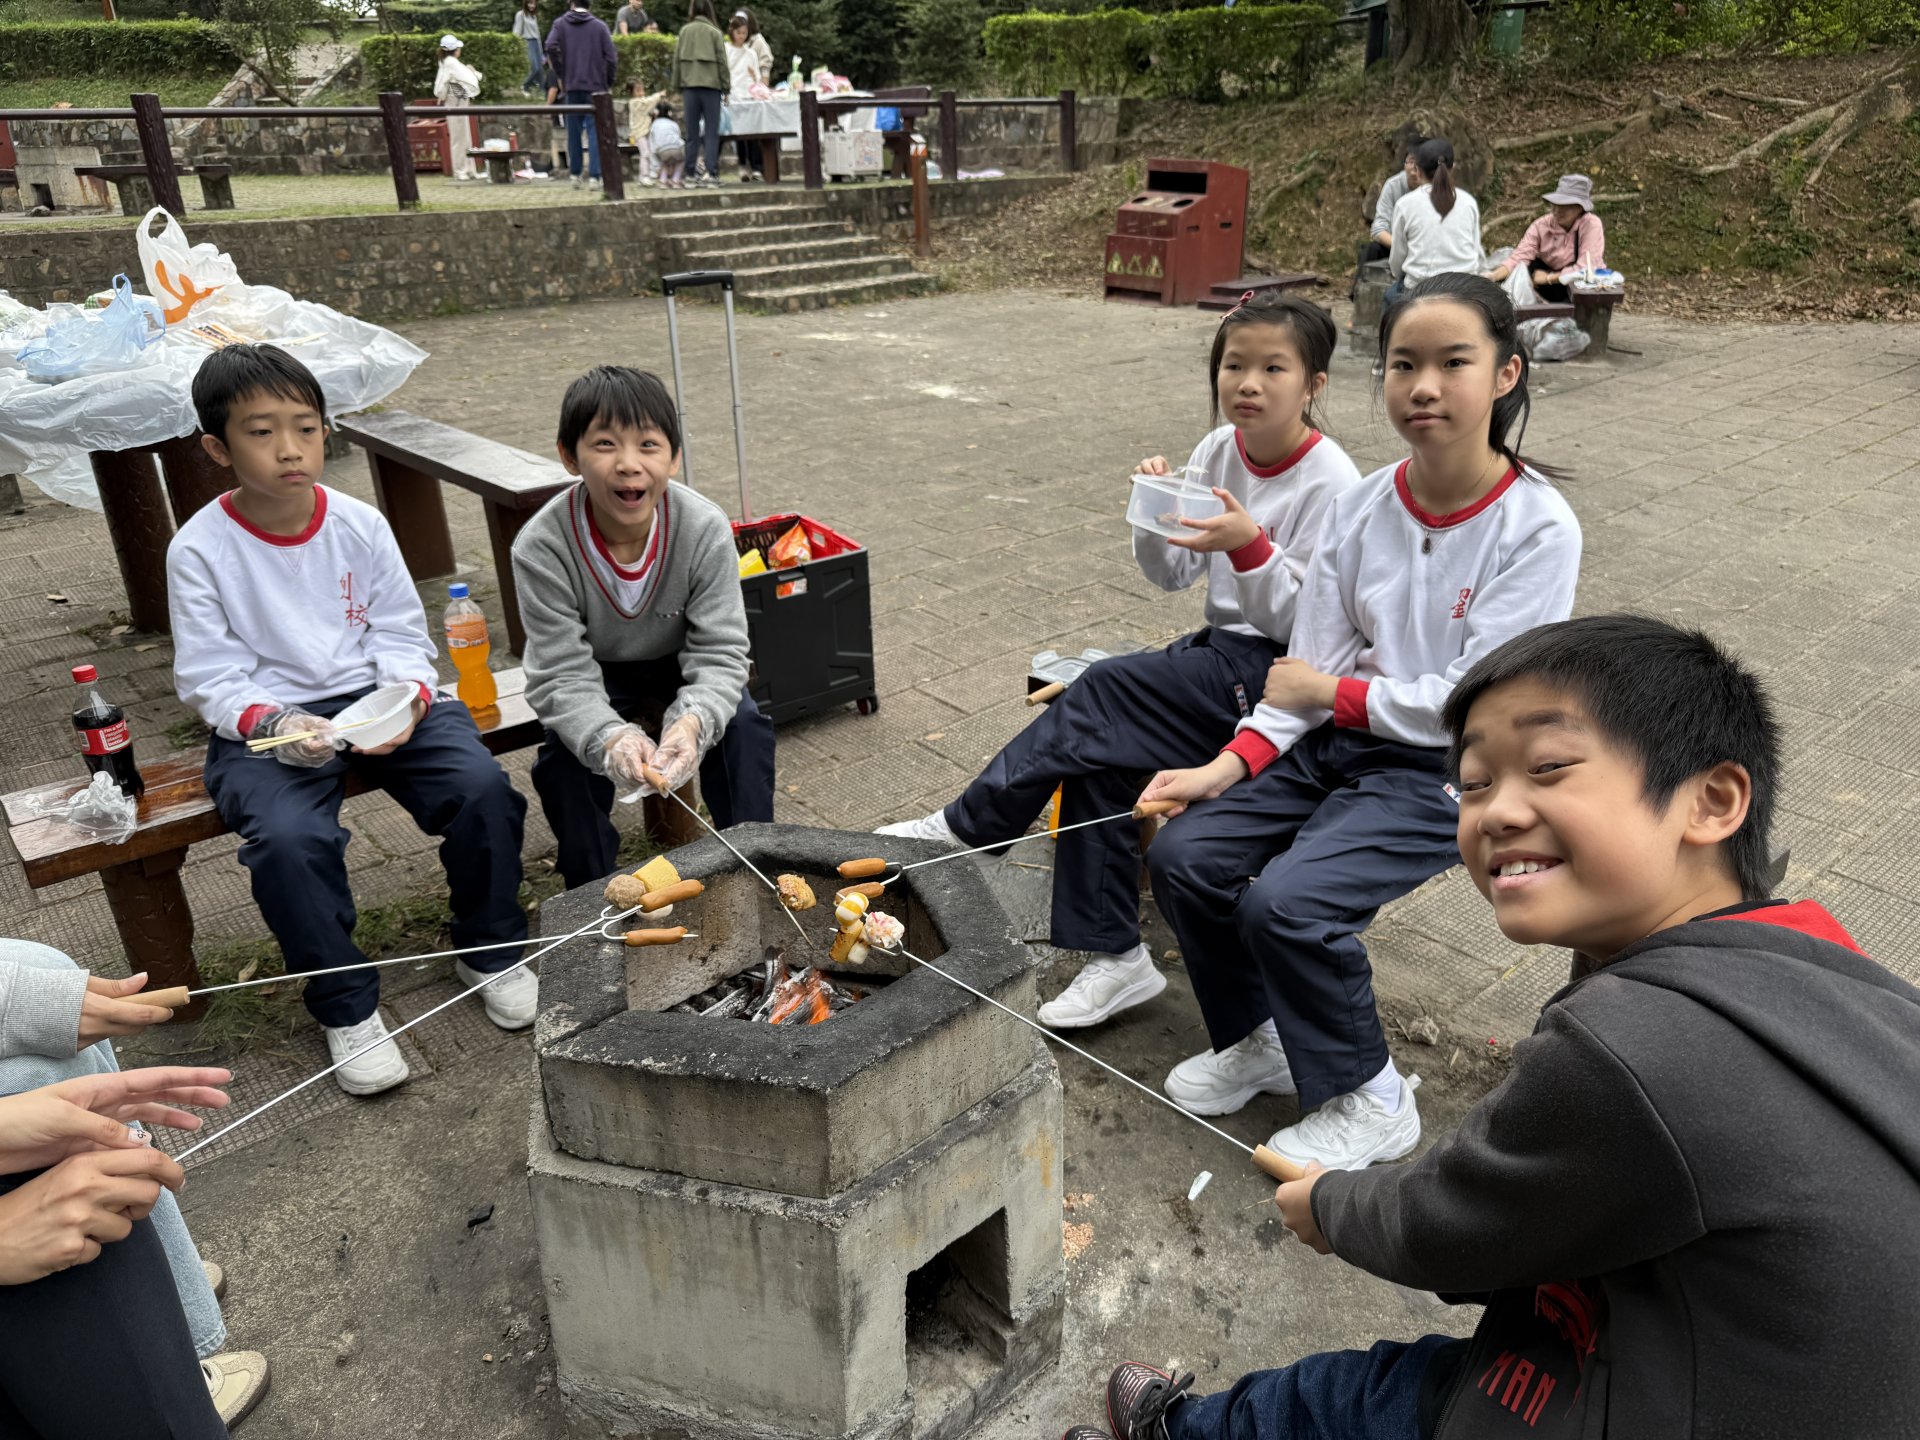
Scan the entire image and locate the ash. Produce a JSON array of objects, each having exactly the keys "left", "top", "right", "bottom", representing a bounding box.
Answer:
[{"left": 670, "top": 946, "right": 894, "bottom": 1025}]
